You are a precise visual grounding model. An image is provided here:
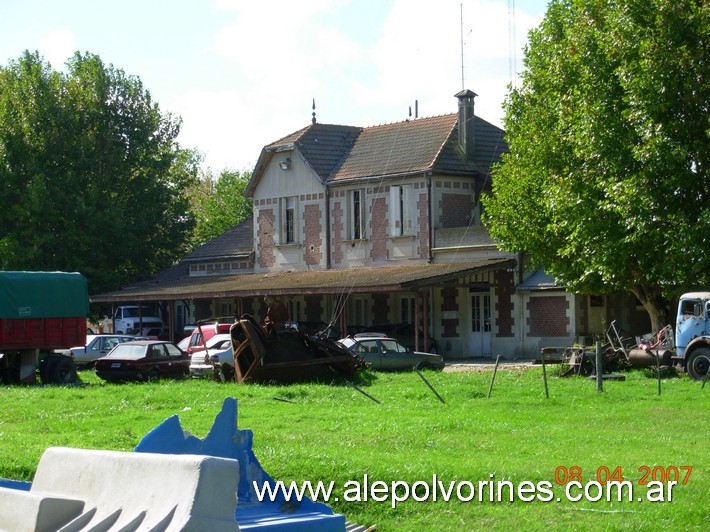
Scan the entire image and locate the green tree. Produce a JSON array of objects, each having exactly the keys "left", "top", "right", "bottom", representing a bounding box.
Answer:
[
  {"left": 189, "top": 168, "right": 252, "bottom": 247},
  {"left": 483, "top": 0, "right": 709, "bottom": 330},
  {"left": 0, "top": 51, "right": 198, "bottom": 294}
]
